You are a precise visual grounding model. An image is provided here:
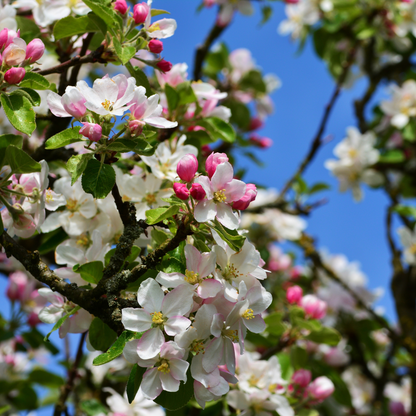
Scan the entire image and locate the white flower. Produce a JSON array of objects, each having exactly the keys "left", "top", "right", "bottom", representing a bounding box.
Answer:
[
  {"left": 0, "top": 4, "right": 17, "bottom": 31},
  {"left": 141, "top": 135, "right": 198, "bottom": 181},
  {"left": 380, "top": 80, "right": 416, "bottom": 129},
  {"left": 398, "top": 225, "right": 416, "bottom": 265},
  {"left": 144, "top": 0, "right": 176, "bottom": 39}
]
